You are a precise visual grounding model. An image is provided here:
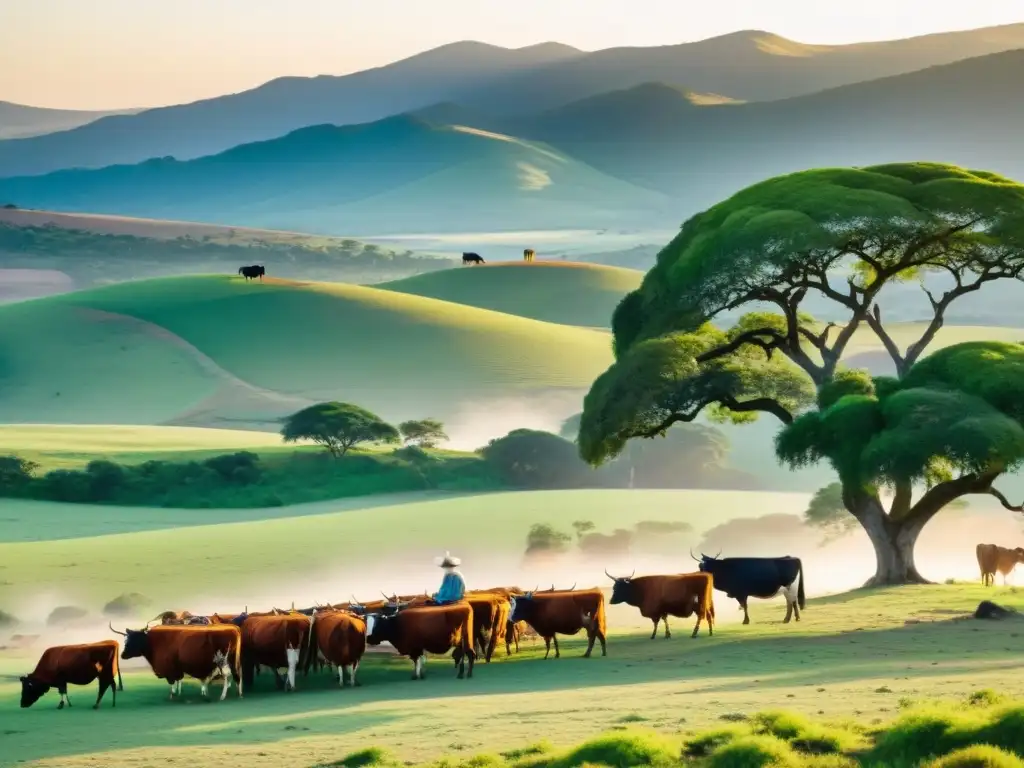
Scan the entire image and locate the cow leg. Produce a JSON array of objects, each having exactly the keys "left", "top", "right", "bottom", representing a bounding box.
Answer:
[
  {"left": 286, "top": 646, "right": 300, "bottom": 691},
  {"left": 271, "top": 668, "right": 285, "bottom": 690},
  {"left": 553, "top": 635, "right": 561, "bottom": 659},
  {"left": 783, "top": 599, "right": 794, "bottom": 624},
  {"left": 543, "top": 637, "right": 552, "bottom": 659},
  {"left": 351, "top": 660, "right": 361, "bottom": 687},
  {"left": 56, "top": 685, "right": 68, "bottom": 709},
  {"left": 467, "top": 648, "right": 475, "bottom": 679},
  {"left": 338, "top": 665, "right": 347, "bottom": 688},
  {"left": 663, "top": 616, "right": 672, "bottom": 639},
  {"left": 649, "top": 617, "right": 659, "bottom": 640},
  {"left": 94, "top": 675, "right": 111, "bottom": 709},
  {"left": 740, "top": 598, "right": 751, "bottom": 625}
]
